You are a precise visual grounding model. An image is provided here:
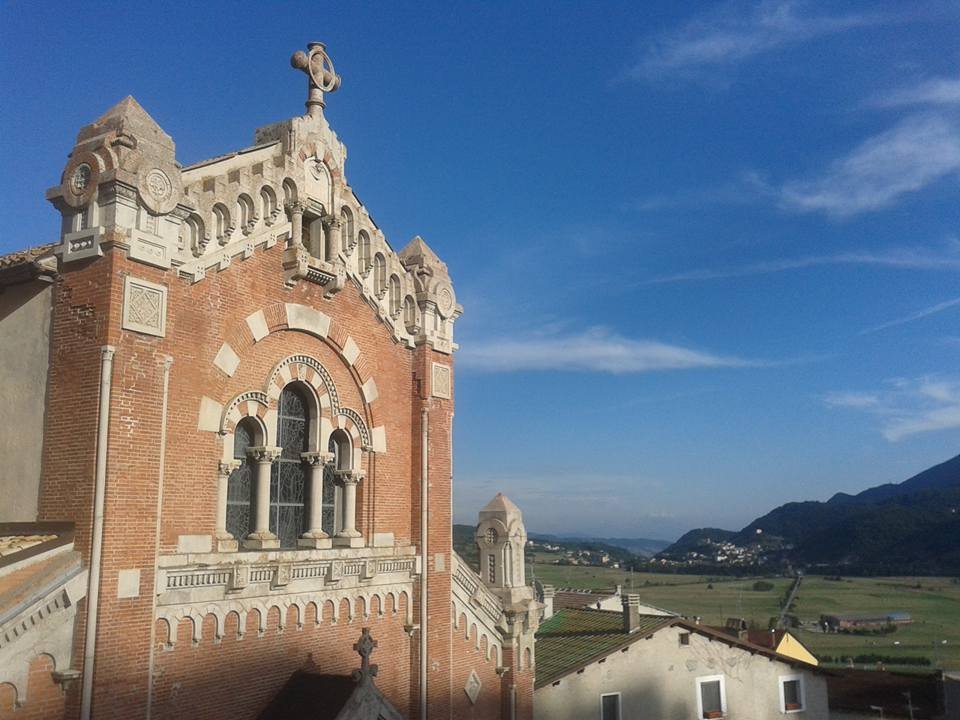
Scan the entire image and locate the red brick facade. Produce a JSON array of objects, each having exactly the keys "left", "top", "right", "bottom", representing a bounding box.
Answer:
[{"left": 3, "top": 52, "right": 538, "bottom": 719}]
